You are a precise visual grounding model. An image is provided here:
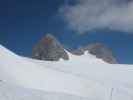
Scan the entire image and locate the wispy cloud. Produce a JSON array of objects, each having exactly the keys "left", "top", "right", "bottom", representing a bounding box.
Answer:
[{"left": 59, "top": 0, "right": 133, "bottom": 33}]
